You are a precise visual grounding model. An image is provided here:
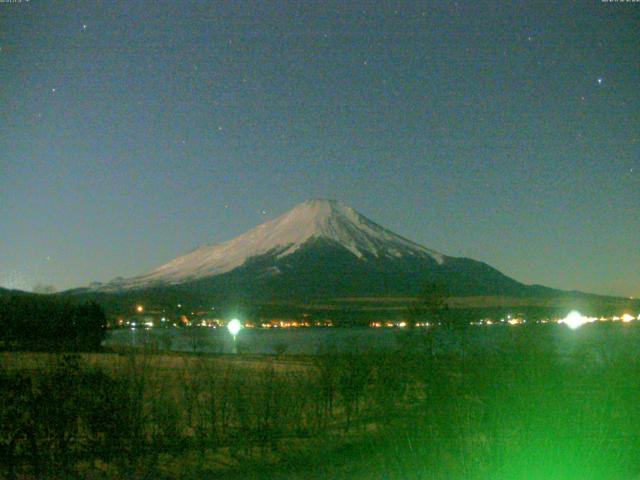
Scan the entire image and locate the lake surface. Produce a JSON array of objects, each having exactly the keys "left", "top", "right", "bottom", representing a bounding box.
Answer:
[{"left": 104, "top": 322, "right": 640, "bottom": 358}]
